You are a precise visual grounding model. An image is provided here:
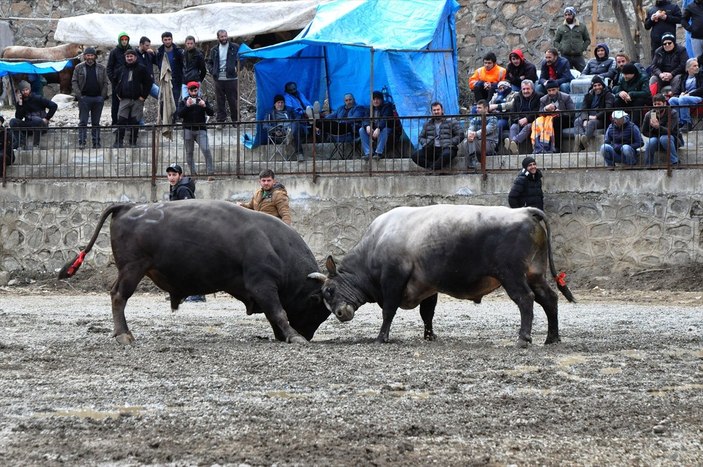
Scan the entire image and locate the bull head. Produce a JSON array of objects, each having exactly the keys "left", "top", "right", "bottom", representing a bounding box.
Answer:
[{"left": 307, "top": 256, "right": 356, "bottom": 322}]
